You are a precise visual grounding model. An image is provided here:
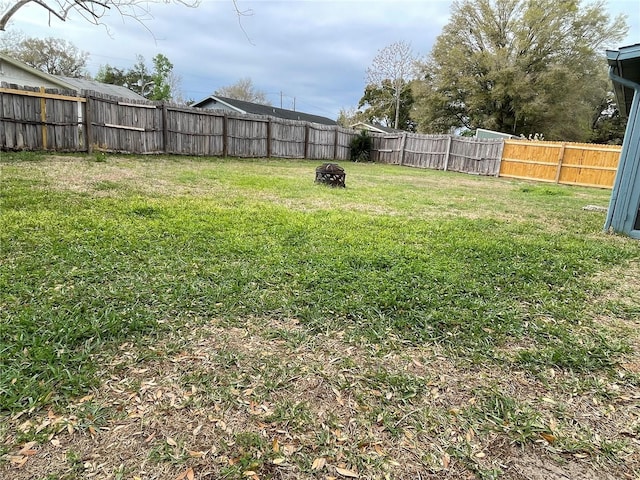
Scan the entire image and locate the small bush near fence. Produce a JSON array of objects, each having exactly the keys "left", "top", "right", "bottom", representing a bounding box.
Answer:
[{"left": 349, "top": 130, "right": 373, "bottom": 162}]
